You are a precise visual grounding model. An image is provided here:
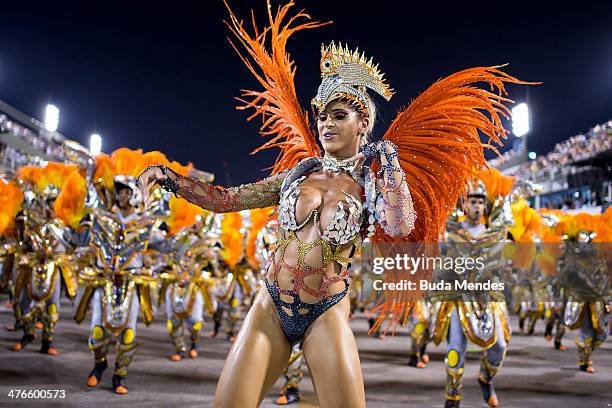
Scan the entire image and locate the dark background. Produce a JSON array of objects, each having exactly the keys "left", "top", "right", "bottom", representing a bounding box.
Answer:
[{"left": 1, "top": 1, "right": 611, "bottom": 184}]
